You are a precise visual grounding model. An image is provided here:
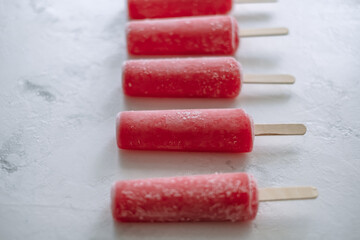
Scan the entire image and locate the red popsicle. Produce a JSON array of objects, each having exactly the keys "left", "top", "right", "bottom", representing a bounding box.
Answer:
[
  {"left": 127, "top": 16, "right": 240, "bottom": 55},
  {"left": 123, "top": 57, "right": 242, "bottom": 98},
  {"left": 123, "top": 57, "right": 295, "bottom": 98},
  {"left": 111, "top": 172, "right": 318, "bottom": 222},
  {"left": 128, "top": 0, "right": 277, "bottom": 19},
  {"left": 128, "top": 0, "right": 233, "bottom": 19},
  {"left": 112, "top": 172, "right": 259, "bottom": 222},
  {"left": 117, "top": 109, "right": 307, "bottom": 153},
  {"left": 126, "top": 16, "right": 288, "bottom": 56},
  {"left": 117, "top": 108, "right": 254, "bottom": 153}
]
